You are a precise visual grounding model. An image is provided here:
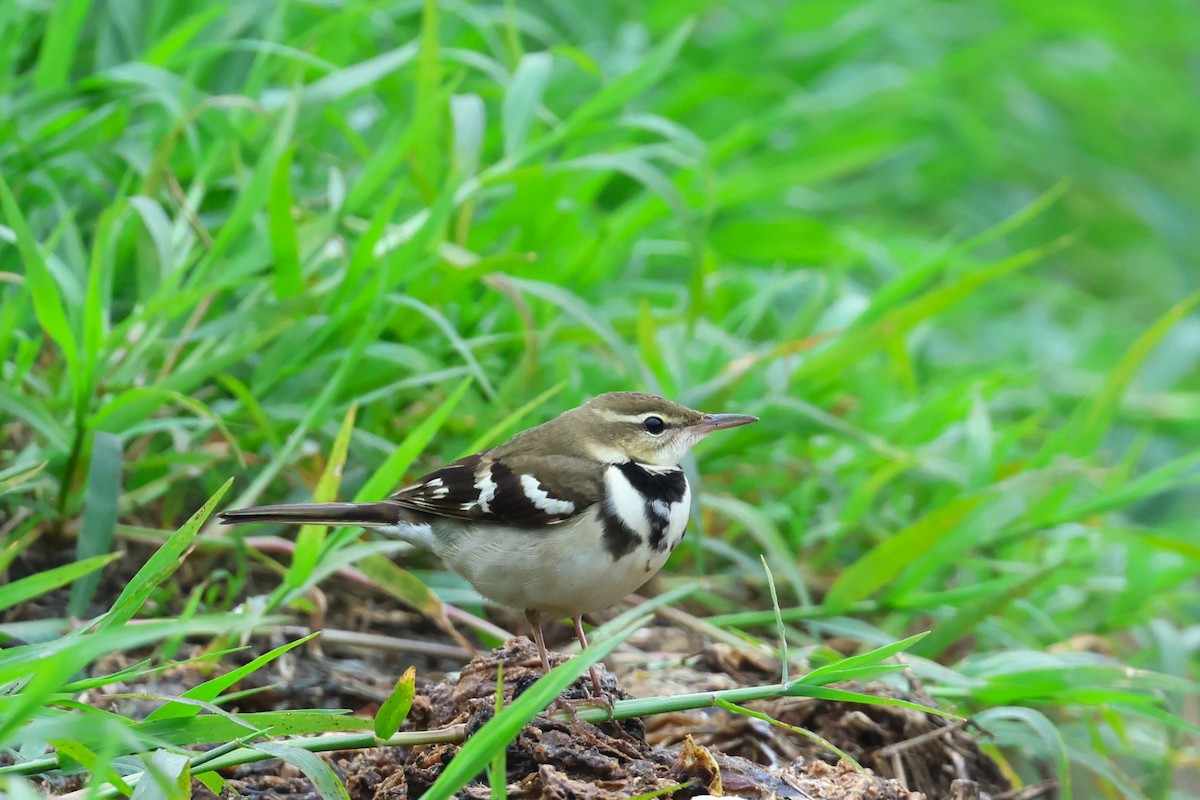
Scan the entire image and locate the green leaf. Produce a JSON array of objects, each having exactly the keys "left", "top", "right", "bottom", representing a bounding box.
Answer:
[
  {"left": 0, "top": 658, "right": 85, "bottom": 743},
  {"left": 81, "top": 201, "right": 121, "bottom": 413},
  {"left": 503, "top": 52, "right": 552, "bottom": 158},
  {"left": 715, "top": 699, "right": 861, "bottom": 768},
  {"left": 90, "top": 387, "right": 244, "bottom": 465},
  {"left": 0, "top": 172, "right": 79, "bottom": 381},
  {"left": 133, "top": 710, "right": 367, "bottom": 746},
  {"left": 354, "top": 376, "right": 473, "bottom": 501},
  {"left": 703, "top": 494, "right": 809, "bottom": 604},
  {"left": 0, "top": 775, "right": 43, "bottom": 799},
  {"left": 823, "top": 495, "right": 986, "bottom": 612},
  {"left": 796, "top": 238, "right": 1069, "bottom": 386},
  {"left": 785, "top": 685, "right": 960, "bottom": 720},
  {"left": 1040, "top": 287, "right": 1200, "bottom": 463},
  {"left": 0, "top": 461, "right": 47, "bottom": 495},
  {"left": 389, "top": 298, "right": 494, "bottom": 399},
  {"left": 908, "top": 568, "right": 1055, "bottom": 660},
  {"left": 188, "top": 97, "right": 299, "bottom": 287},
  {"left": 356, "top": 554, "right": 443, "bottom": 619},
  {"left": 459, "top": 382, "right": 565, "bottom": 456},
  {"left": 797, "top": 633, "right": 929, "bottom": 686},
  {"left": 129, "top": 750, "right": 189, "bottom": 800},
  {"left": 49, "top": 739, "right": 134, "bottom": 795},
  {"left": 532, "top": 21, "right": 693, "bottom": 159},
  {"left": 33, "top": 0, "right": 91, "bottom": 89},
  {"left": 287, "top": 403, "right": 357, "bottom": 591},
  {"left": 146, "top": 633, "right": 320, "bottom": 722},
  {"left": 143, "top": 7, "right": 225, "bottom": 66},
  {"left": 100, "top": 480, "right": 231, "bottom": 630},
  {"left": 0, "top": 552, "right": 122, "bottom": 613},
  {"left": 69, "top": 431, "right": 123, "bottom": 617},
  {"left": 250, "top": 745, "right": 351, "bottom": 800},
  {"left": 860, "top": 181, "right": 1069, "bottom": 323},
  {"left": 0, "top": 388, "right": 70, "bottom": 451},
  {"left": 411, "top": 0, "right": 444, "bottom": 192},
  {"left": 974, "top": 707, "right": 1071, "bottom": 797},
  {"left": 0, "top": 619, "right": 263, "bottom": 747},
  {"left": 451, "top": 93, "right": 486, "bottom": 175},
  {"left": 285, "top": 43, "right": 418, "bottom": 108},
  {"left": 269, "top": 145, "right": 303, "bottom": 297},
  {"left": 374, "top": 666, "right": 416, "bottom": 739}
]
